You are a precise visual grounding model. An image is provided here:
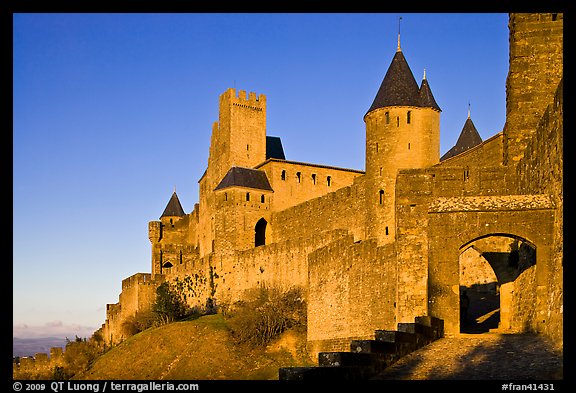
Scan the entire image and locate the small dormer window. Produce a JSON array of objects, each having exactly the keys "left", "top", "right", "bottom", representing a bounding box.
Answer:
[
  {"left": 312, "top": 174, "right": 317, "bottom": 184},
  {"left": 296, "top": 172, "right": 301, "bottom": 183},
  {"left": 385, "top": 111, "right": 390, "bottom": 124},
  {"left": 281, "top": 170, "right": 286, "bottom": 181},
  {"left": 327, "top": 176, "right": 332, "bottom": 187},
  {"left": 246, "top": 192, "right": 250, "bottom": 201},
  {"left": 407, "top": 111, "right": 411, "bottom": 124}
]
